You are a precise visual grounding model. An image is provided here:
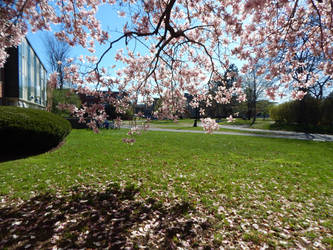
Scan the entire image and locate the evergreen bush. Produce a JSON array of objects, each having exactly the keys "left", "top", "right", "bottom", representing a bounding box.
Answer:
[{"left": 0, "top": 106, "right": 71, "bottom": 152}]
